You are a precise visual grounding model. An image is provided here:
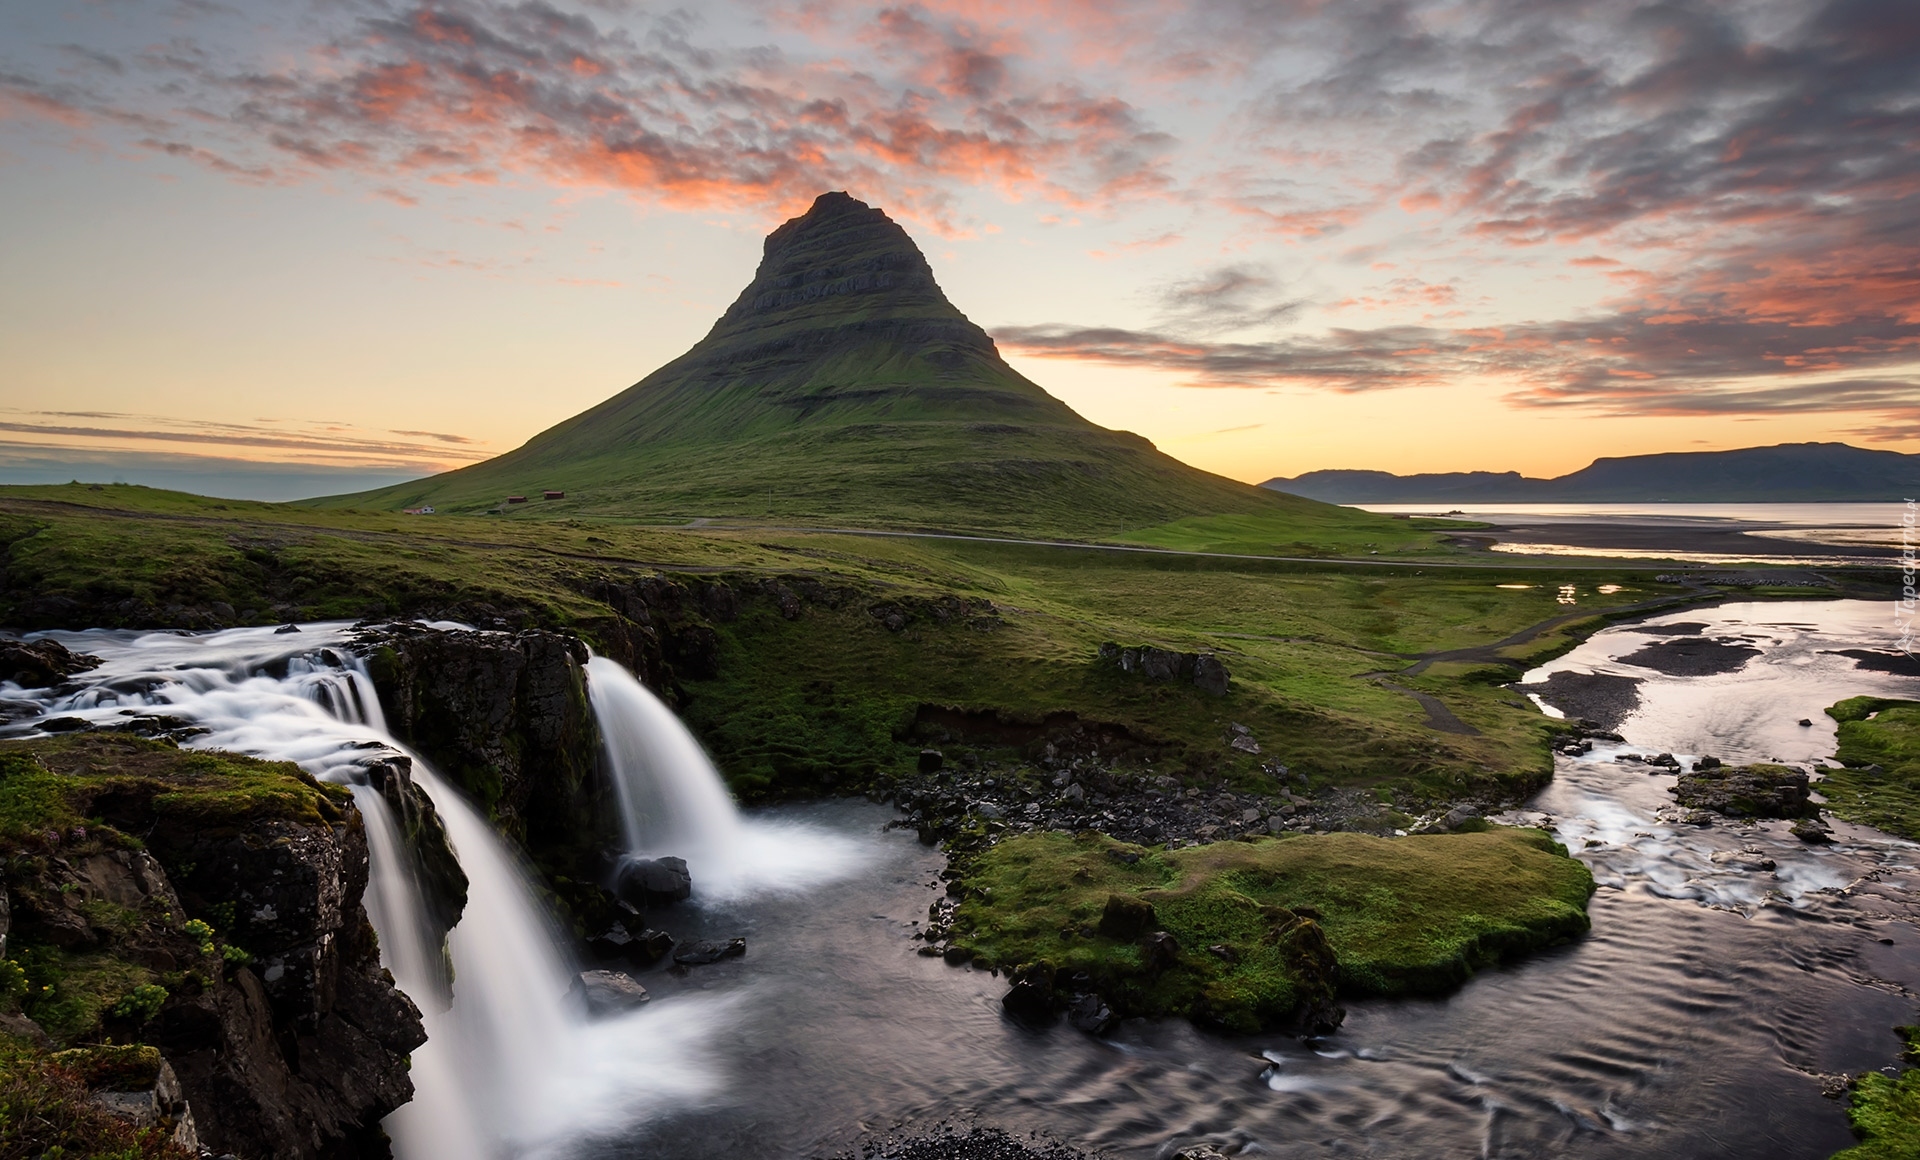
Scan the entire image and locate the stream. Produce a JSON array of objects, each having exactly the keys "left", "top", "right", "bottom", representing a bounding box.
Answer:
[{"left": 8, "top": 598, "right": 1920, "bottom": 1159}]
